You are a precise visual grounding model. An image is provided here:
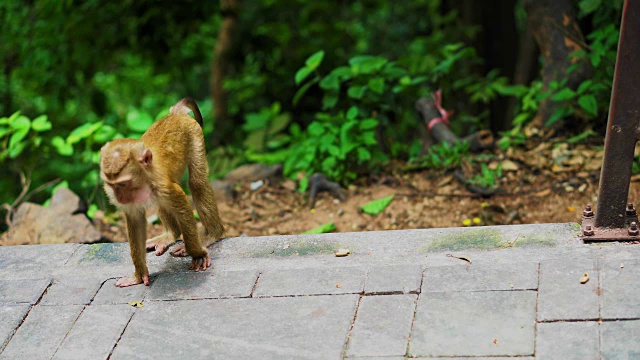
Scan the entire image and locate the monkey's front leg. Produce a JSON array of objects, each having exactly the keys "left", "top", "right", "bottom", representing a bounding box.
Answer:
[{"left": 116, "top": 208, "right": 150, "bottom": 287}]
